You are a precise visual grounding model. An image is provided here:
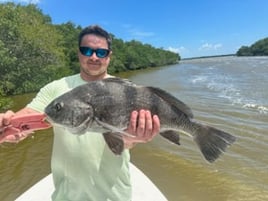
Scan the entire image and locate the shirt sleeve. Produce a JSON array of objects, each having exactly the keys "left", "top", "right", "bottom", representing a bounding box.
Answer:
[{"left": 27, "top": 81, "right": 59, "bottom": 113}]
